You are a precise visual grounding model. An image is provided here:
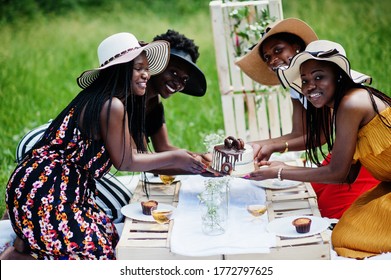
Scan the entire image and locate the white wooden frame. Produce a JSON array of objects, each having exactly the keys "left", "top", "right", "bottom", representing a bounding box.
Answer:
[{"left": 210, "top": 0, "right": 293, "bottom": 141}]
